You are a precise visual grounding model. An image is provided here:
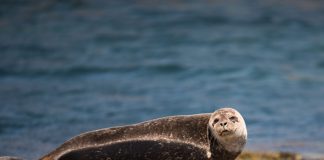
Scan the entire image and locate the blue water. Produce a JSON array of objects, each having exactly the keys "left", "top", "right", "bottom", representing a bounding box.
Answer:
[{"left": 1, "top": 0, "right": 324, "bottom": 159}]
